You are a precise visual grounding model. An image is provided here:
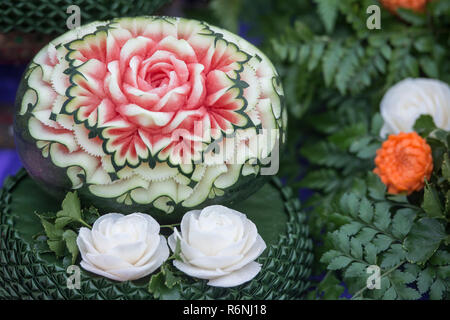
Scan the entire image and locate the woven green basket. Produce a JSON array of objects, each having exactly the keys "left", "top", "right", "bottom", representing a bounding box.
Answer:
[
  {"left": 0, "top": 169, "right": 313, "bottom": 300},
  {"left": 0, "top": 0, "right": 169, "bottom": 34}
]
